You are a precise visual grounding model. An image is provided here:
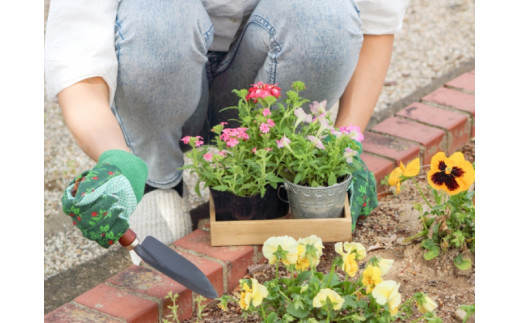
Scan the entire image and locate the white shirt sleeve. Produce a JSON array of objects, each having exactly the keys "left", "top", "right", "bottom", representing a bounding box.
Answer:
[
  {"left": 355, "top": 0, "right": 410, "bottom": 35},
  {"left": 44, "top": 0, "right": 119, "bottom": 105}
]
